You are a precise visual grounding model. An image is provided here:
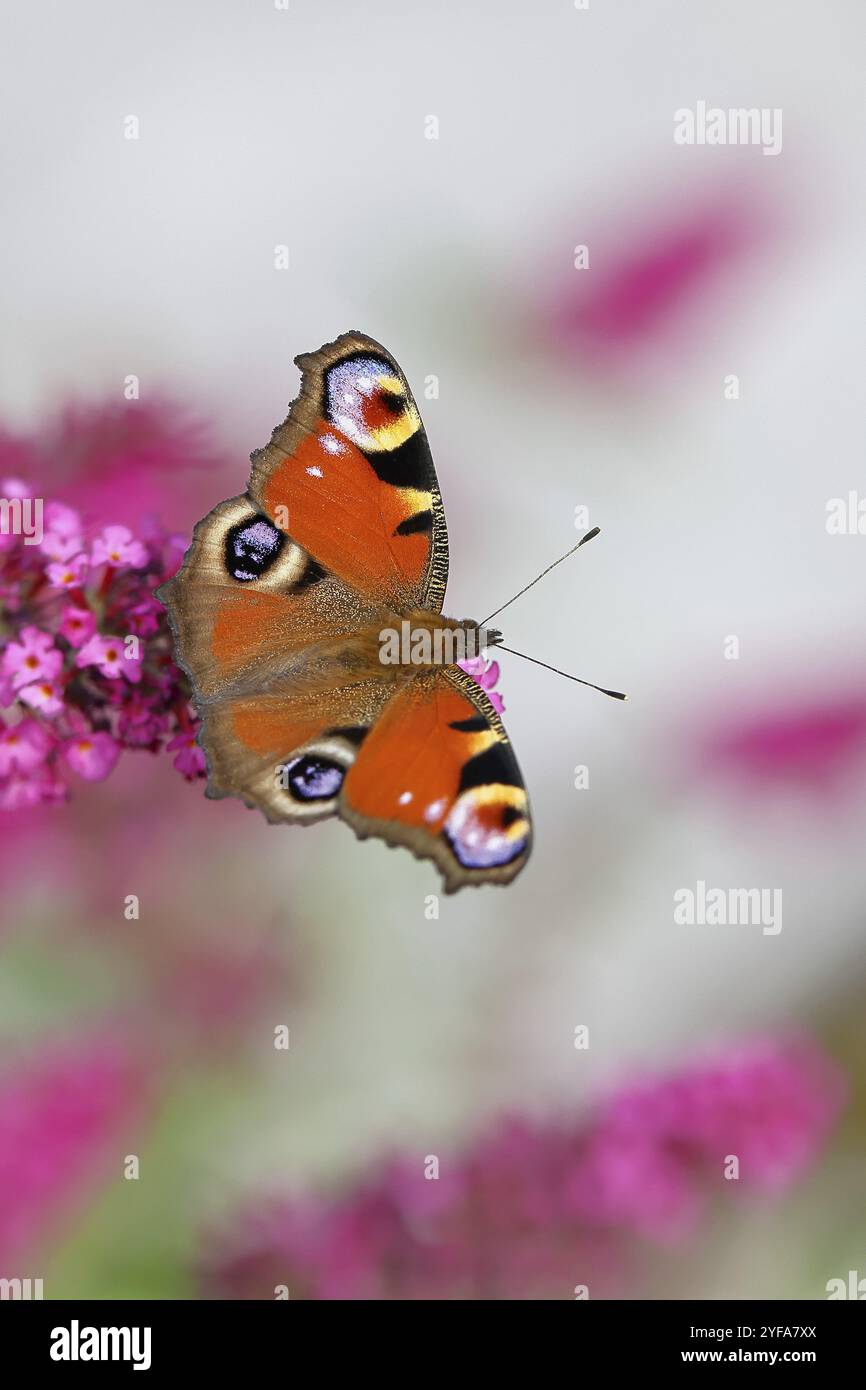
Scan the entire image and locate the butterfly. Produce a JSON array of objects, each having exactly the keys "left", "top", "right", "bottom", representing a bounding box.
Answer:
[{"left": 158, "top": 331, "right": 535, "bottom": 892}]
